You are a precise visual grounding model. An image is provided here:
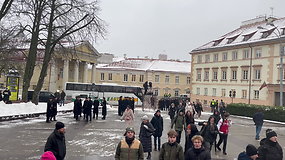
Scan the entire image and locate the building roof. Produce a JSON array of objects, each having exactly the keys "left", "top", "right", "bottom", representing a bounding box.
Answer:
[
  {"left": 96, "top": 58, "right": 191, "bottom": 74},
  {"left": 191, "top": 16, "right": 285, "bottom": 53}
]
